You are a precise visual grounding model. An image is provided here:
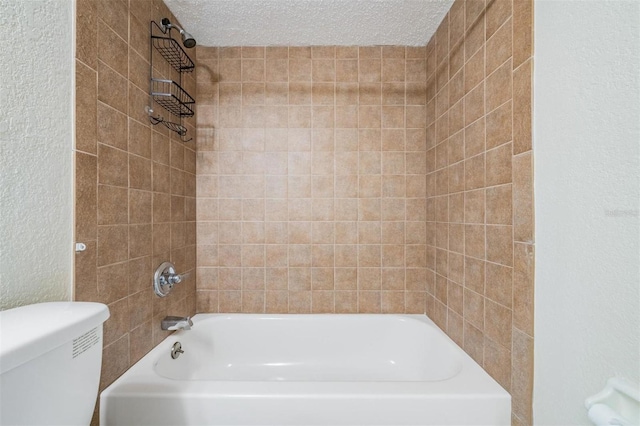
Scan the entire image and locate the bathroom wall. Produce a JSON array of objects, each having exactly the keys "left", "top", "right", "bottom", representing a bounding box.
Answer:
[
  {"left": 534, "top": 1, "right": 640, "bottom": 423},
  {"left": 73, "top": 0, "right": 197, "bottom": 416},
  {"left": 423, "top": 0, "right": 534, "bottom": 424},
  {"left": 0, "top": 0, "right": 74, "bottom": 310},
  {"left": 195, "top": 46, "right": 430, "bottom": 313}
]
